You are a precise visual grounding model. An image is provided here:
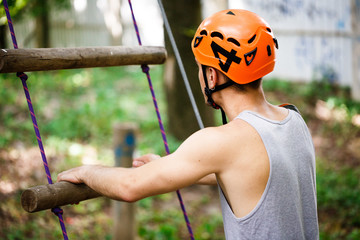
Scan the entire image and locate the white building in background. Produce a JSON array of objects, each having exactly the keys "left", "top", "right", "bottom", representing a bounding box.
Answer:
[
  {"left": 6, "top": 0, "right": 360, "bottom": 99},
  {"left": 229, "top": 0, "right": 354, "bottom": 87}
]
